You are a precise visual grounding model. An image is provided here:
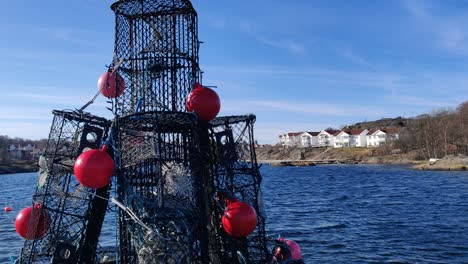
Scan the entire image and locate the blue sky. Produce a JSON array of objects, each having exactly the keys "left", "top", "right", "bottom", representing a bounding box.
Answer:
[{"left": 0, "top": 0, "right": 467, "bottom": 144}]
